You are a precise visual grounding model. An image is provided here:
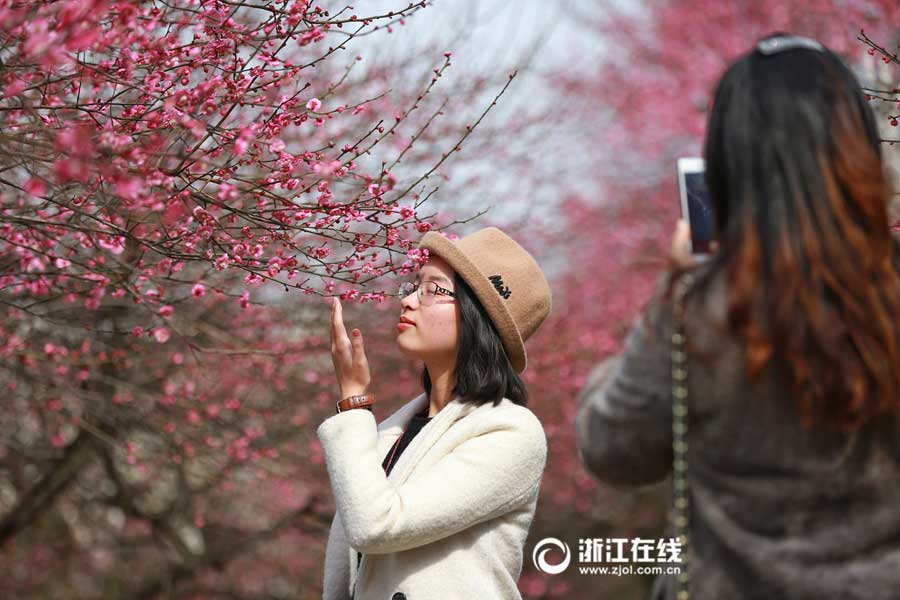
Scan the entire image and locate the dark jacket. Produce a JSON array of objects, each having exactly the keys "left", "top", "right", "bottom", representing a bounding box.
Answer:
[{"left": 575, "top": 265, "right": 900, "bottom": 600}]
